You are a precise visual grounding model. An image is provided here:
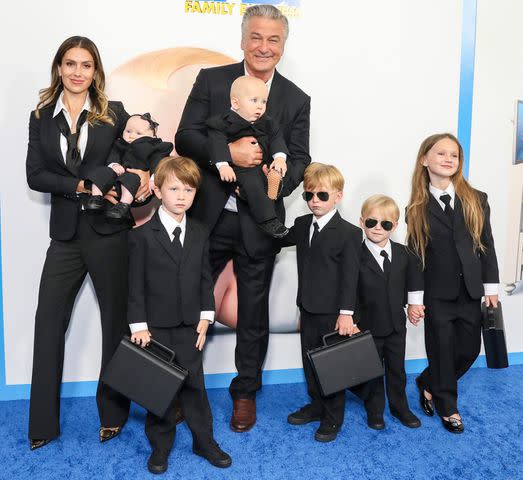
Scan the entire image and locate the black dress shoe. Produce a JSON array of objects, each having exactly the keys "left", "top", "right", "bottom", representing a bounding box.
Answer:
[
  {"left": 99, "top": 426, "right": 122, "bottom": 443},
  {"left": 314, "top": 422, "right": 340, "bottom": 443},
  {"left": 441, "top": 416, "right": 464, "bottom": 434},
  {"left": 147, "top": 450, "right": 169, "bottom": 474},
  {"left": 391, "top": 409, "right": 421, "bottom": 428},
  {"left": 258, "top": 218, "right": 289, "bottom": 238},
  {"left": 30, "top": 439, "right": 51, "bottom": 451},
  {"left": 367, "top": 413, "right": 385, "bottom": 430},
  {"left": 105, "top": 202, "right": 131, "bottom": 221},
  {"left": 85, "top": 195, "right": 105, "bottom": 212},
  {"left": 193, "top": 441, "right": 232, "bottom": 468},
  {"left": 415, "top": 376, "right": 434, "bottom": 417},
  {"left": 288, "top": 404, "right": 322, "bottom": 425}
]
